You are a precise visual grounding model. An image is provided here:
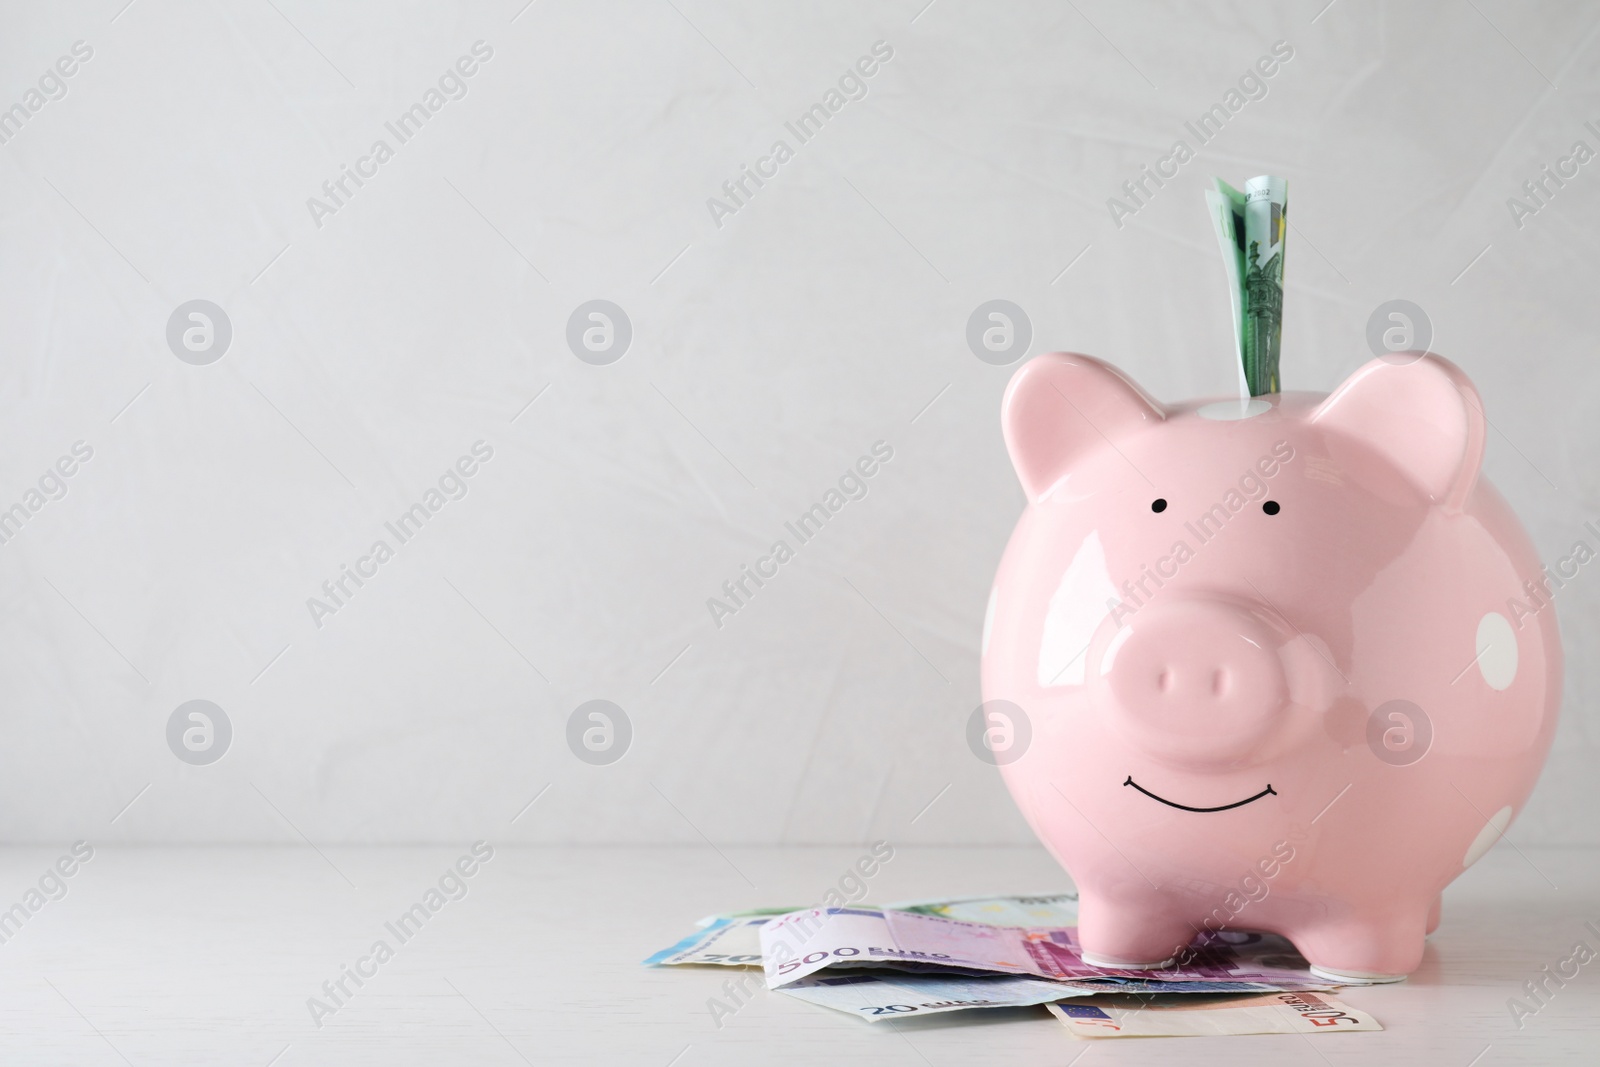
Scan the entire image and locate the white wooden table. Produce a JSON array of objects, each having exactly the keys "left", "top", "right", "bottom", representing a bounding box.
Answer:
[{"left": 0, "top": 843, "right": 1594, "bottom": 1064}]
